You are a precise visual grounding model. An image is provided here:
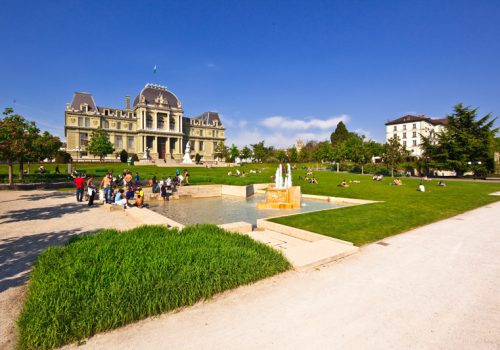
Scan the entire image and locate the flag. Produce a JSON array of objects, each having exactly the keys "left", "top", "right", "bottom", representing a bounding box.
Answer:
[{"left": 153, "top": 65, "right": 157, "bottom": 74}]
